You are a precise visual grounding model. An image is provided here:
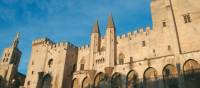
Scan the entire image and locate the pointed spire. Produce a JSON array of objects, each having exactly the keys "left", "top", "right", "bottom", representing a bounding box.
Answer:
[
  {"left": 12, "top": 32, "right": 20, "bottom": 48},
  {"left": 107, "top": 15, "right": 115, "bottom": 28},
  {"left": 92, "top": 20, "right": 100, "bottom": 33}
]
